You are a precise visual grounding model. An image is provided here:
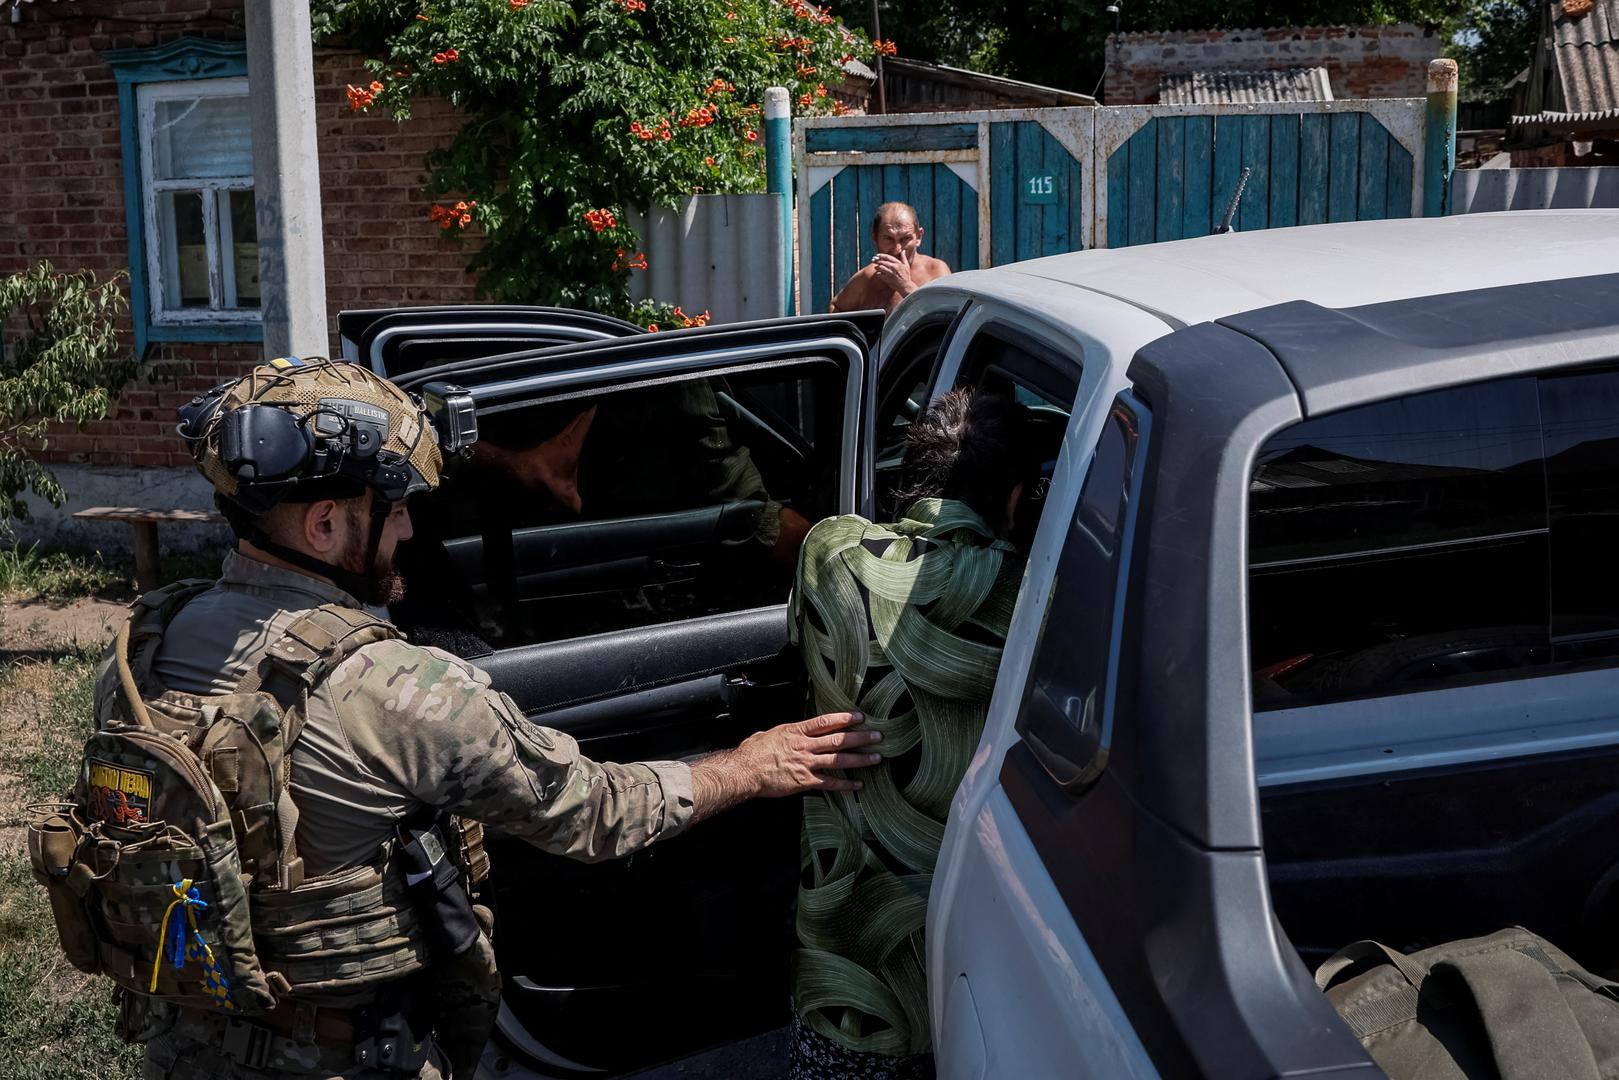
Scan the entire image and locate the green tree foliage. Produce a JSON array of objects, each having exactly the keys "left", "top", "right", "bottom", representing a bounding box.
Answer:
[
  {"left": 0, "top": 264, "right": 137, "bottom": 522},
  {"left": 1445, "top": 0, "right": 1539, "bottom": 99},
  {"left": 312, "top": 0, "right": 876, "bottom": 322},
  {"left": 837, "top": 0, "right": 1531, "bottom": 102}
]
